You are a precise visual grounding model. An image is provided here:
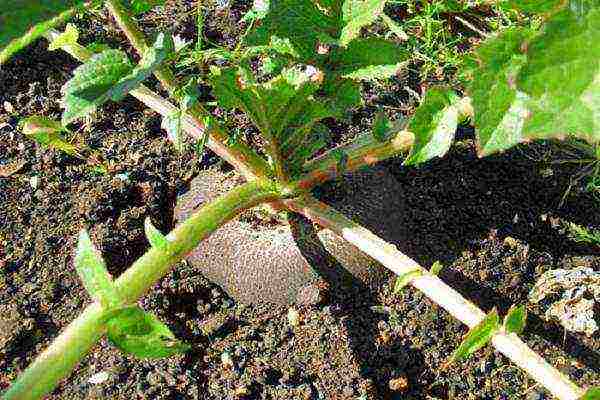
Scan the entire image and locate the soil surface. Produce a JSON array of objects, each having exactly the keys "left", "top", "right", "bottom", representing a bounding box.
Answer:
[{"left": 1, "top": 2, "right": 600, "bottom": 400}]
